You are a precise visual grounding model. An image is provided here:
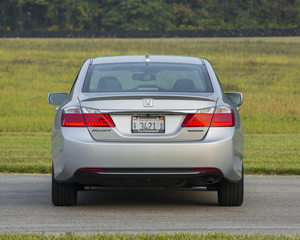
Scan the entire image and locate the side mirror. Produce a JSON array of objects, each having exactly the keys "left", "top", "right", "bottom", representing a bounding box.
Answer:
[
  {"left": 47, "top": 92, "right": 68, "bottom": 106},
  {"left": 225, "top": 92, "right": 244, "bottom": 108}
]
